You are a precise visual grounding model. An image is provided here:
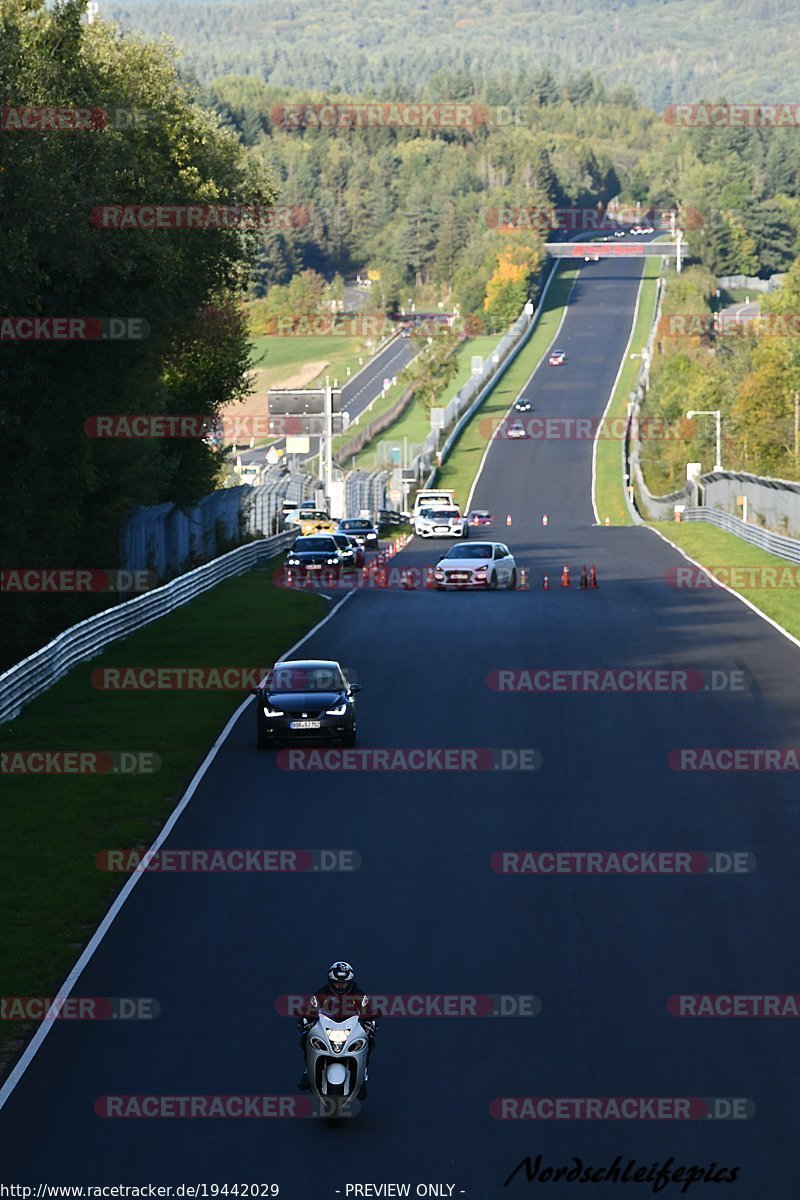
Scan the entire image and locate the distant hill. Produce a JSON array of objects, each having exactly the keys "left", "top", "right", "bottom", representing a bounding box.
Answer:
[{"left": 109, "top": 0, "right": 800, "bottom": 110}]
